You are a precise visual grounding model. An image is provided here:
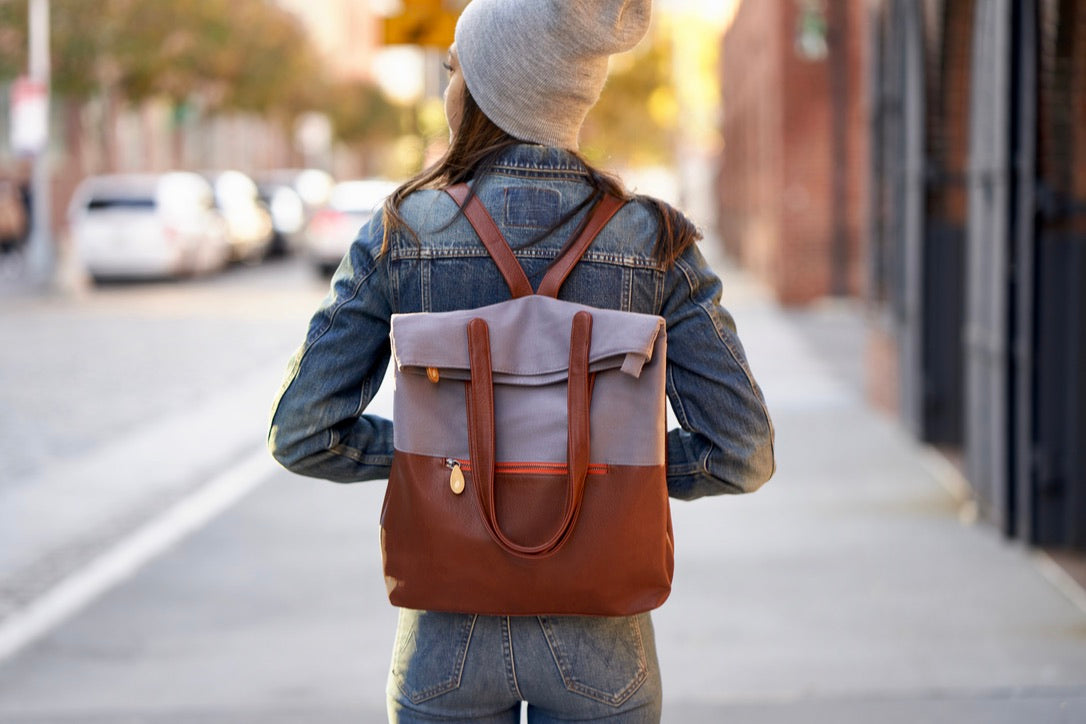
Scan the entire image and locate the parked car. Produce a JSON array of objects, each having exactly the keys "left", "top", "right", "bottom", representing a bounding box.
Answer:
[
  {"left": 254, "top": 168, "right": 335, "bottom": 258},
  {"left": 304, "top": 178, "right": 399, "bottom": 275},
  {"left": 255, "top": 181, "right": 305, "bottom": 257},
  {"left": 69, "top": 172, "right": 229, "bottom": 281},
  {"left": 204, "top": 170, "right": 275, "bottom": 264}
]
